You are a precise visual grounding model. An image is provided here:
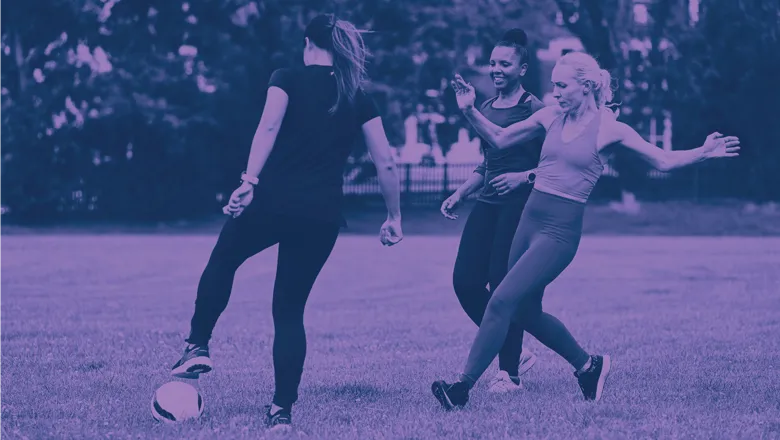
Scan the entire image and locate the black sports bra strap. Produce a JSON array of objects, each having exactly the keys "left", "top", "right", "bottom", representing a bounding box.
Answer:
[{"left": 519, "top": 91, "right": 532, "bottom": 103}]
